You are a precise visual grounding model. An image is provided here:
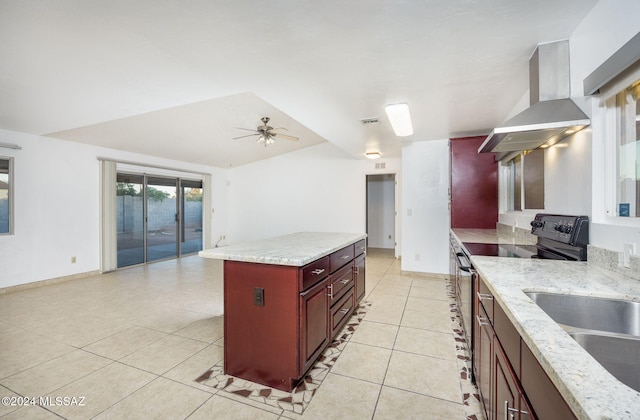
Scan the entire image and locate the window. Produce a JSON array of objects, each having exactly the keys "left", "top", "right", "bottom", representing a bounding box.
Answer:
[
  {"left": 504, "top": 150, "right": 545, "bottom": 212},
  {"left": 616, "top": 80, "right": 640, "bottom": 217},
  {"left": 0, "top": 157, "right": 12, "bottom": 234}
]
